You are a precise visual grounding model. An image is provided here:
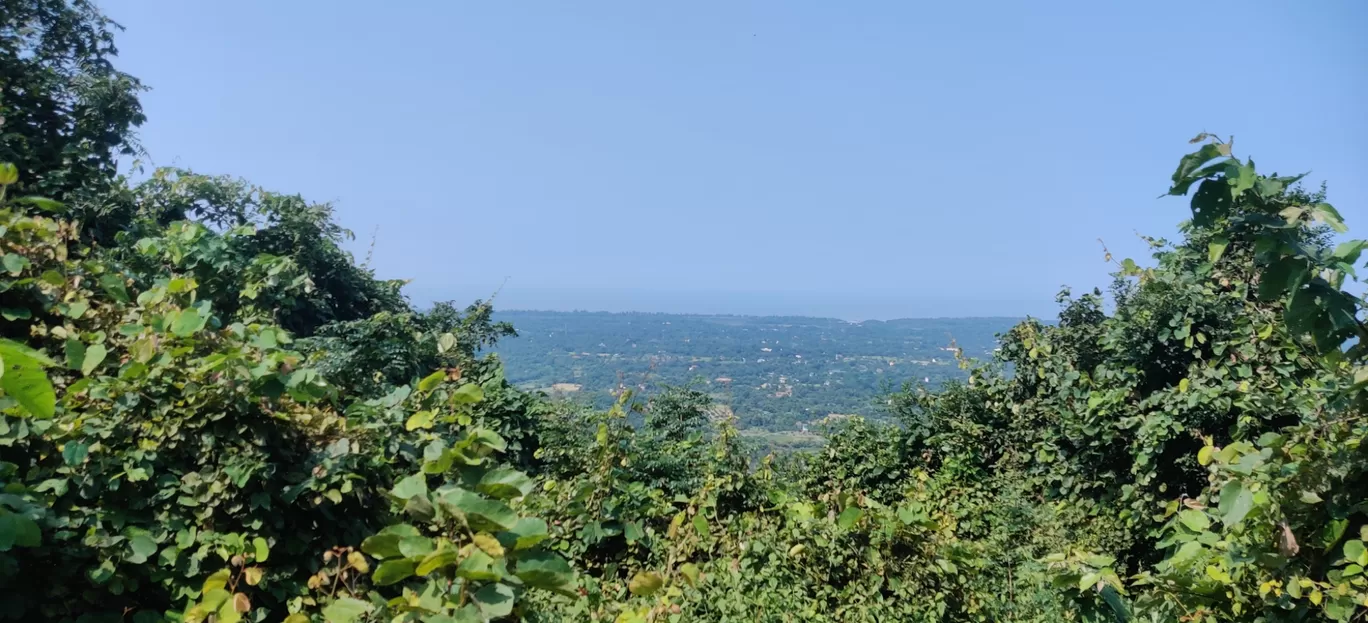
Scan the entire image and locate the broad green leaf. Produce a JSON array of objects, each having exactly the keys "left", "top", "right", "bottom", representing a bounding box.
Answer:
[
  {"left": 372, "top": 559, "right": 417, "bottom": 585},
  {"left": 199, "top": 588, "right": 230, "bottom": 612},
  {"left": 514, "top": 550, "right": 575, "bottom": 590},
  {"left": 99, "top": 274, "right": 130, "bottom": 303},
  {"left": 81, "top": 343, "right": 106, "bottom": 376},
  {"left": 692, "top": 513, "right": 710, "bottom": 538},
  {"left": 1310, "top": 202, "right": 1347, "bottom": 232},
  {"left": 437, "top": 332, "right": 457, "bottom": 353},
  {"left": 628, "top": 571, "right": 663, "bottom": 596},
  {"left": 467, "top": 428, "right": 505, "bottom": 452},
  {"left": 0, "top": 513, "right": 41, "bottom": 550},
  {"left": 1169, "top": 541, "right": 1203, "bottom": 566},
  {"left": 361, "top": 534, "right": 402, "bottom": 559},
  {"left": 477, "top": 468, "right": 534, "bottom": 500},
  {"left": 1332, "top": 239, "right": 1368, "bottom": 264},
  {"left": 1098, "top": 585, "right": 1131, "bottom": 621},
  {"left": 472, "top": 583, "right": 515, "bottom": 618},
  {"left": 0, "top": 339, "right": 56, "bottom": 370},
  {"left": 451, "top": 383, "right": 484, "bottom": 405},
  {"left": 1178, "top": 509, "right": 1210, "bottom": 532},
  {"left": 1321, "top": 519, "right": 1348, "bottom": 551},
  {"left": 456, "top": 549, "right": 501, "bottom": 582},
  {"left": 1258, "top": 257, "right": 1306, "bottom": 301},
  {"left": 1205, "top": 565, "right": 1231, "bottom": 583},
  {"left": 64, "top": 339, "right": 85, "bottom": 371},
  {"left": 1, "top": 360, "right": 55, "bottom": 418},
  {"left": 439, "top": 487, "right": 516, "bottom": 532},
  {"left": 252, "top": 536, "right": 269, "bottom": 562},
  {"left": 1207, "top": 236, "right": 1229, "bottom": 263},
  {"left": 202, "top": 568, "right": 232, "bottom": 594},
  {"left": 404, "top": 494, "right": 436, "bottom": 521},
  {"left": 1345, "top": 540, "right": 1367, "bottom": 566},
  {"left": 0, "top": 162, "right": 17, "bottom": 185},
  {"left": 506, "top": 517, "right": 550, "bottom": 550},
  {"left": 0, "top": 338, "right": 56, "bottom": 418},
  {"left": 837, "top": 506, "right": 863, "bottom": 529},
  {"left": 1169, "top": 143, "right": 1226, "bottom": 195},
  {"left": 2, "top": 253, "right": 28, "bottom": 275},
  {"left": 62, "top": 441, "right": 89, "bottom": 465},
  {"left": 405, "top": 410, "right": 435, "bottom": 431},
  {"left": 416, "top": 547, "right": 459, "bottom": 576},
  {"left": 623, "top": 521, "right": 644, "bottom": 543},
  {"left": 64, "top": 299, "right": 88, "bottom": 318},
  {"left": 128, "top": 534, "right": 157, "bottom": 563},
  {"left": 1190, "top": 178, "right": 1232, "bottom": 227},
  {"left": 171, "top": 307, "right": 205, "bottom": 337},
  {"left": 391, "top": 473, "right": 429, "bottom": 501},
  {"left": 398, "top": 536, "right": 434, "bottom": 558},
  {"left": 1219, "top": 481, "right": 1254, "bottom": 527},
  {"left": 321, "top": 597, "right": 372, "bottom": 623},
  {"left": 1084, "top": 554, "right": 1115, "bottom": 568},
  {"left": 1197, "top": 446, "right": 1214, "bottom": 466},
  {"left": 417, "top": 370, "right": 445, "bottom": 393},
  {"left": 12, "top": 196, "right": 64, "bottom": 212},
  {"left": 182, "top": 604, "right": 211, "bottom": 623},
  {"left": 1225, "top": 161, "right": 1256, "bottom": 199}
]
